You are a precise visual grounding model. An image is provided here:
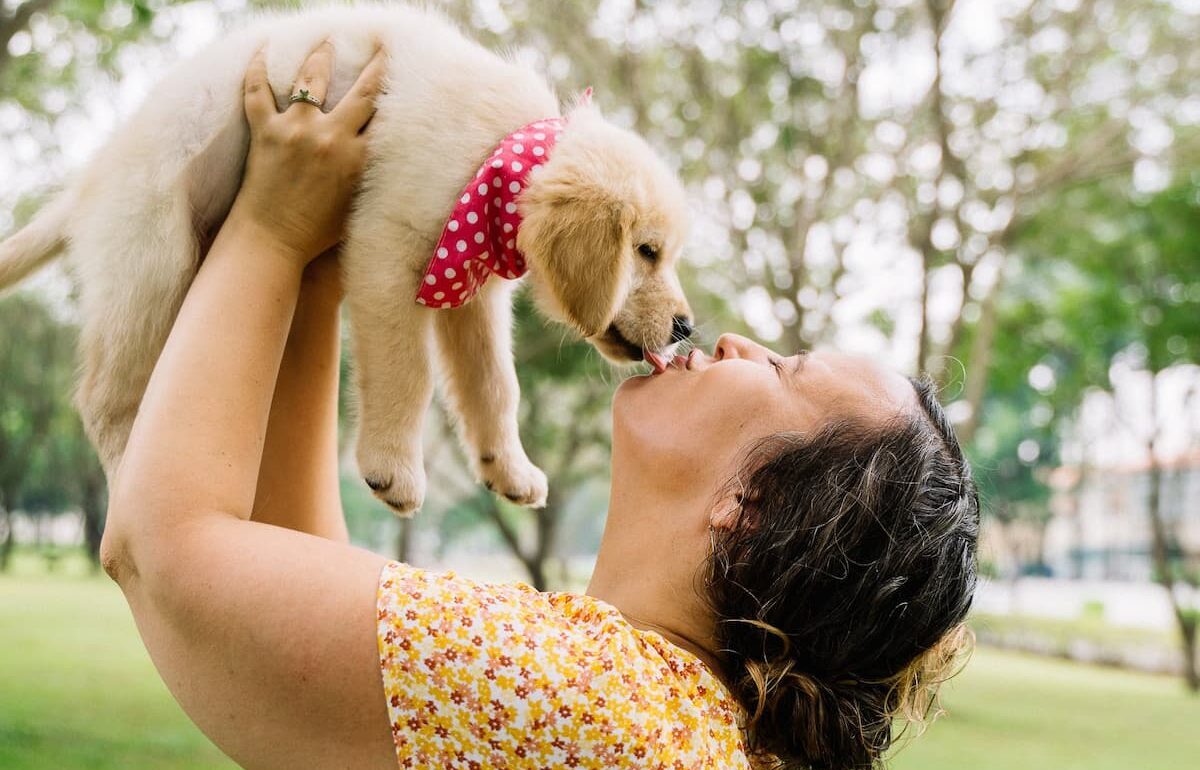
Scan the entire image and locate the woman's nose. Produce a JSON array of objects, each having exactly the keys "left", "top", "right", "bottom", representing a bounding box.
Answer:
[{"left": 713, "top": 333, "right": 765, "bottom": 362}]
